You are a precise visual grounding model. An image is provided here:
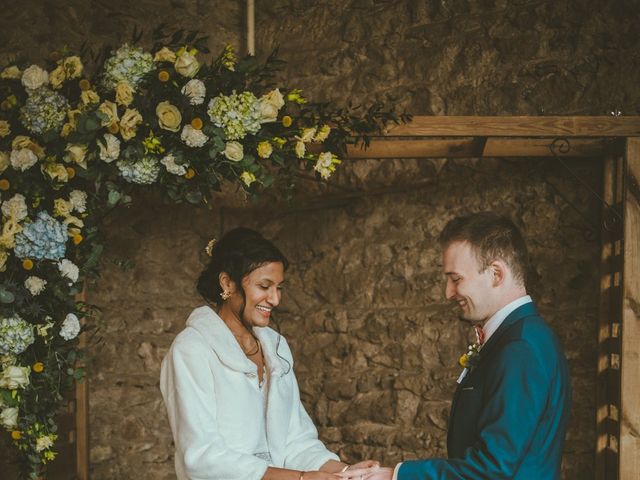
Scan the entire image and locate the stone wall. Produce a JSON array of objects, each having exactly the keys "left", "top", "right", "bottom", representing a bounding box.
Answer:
[{"left": 2, "top": 0, "right": 640, "bottom": 478}]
